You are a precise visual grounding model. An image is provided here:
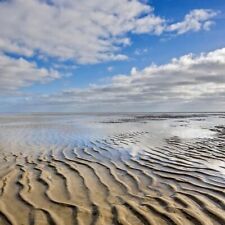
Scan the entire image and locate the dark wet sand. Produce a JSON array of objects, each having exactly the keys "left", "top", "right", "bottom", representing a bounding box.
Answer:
[{"left": 0, "top": 113, "right": 225, "bottom": 225}]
